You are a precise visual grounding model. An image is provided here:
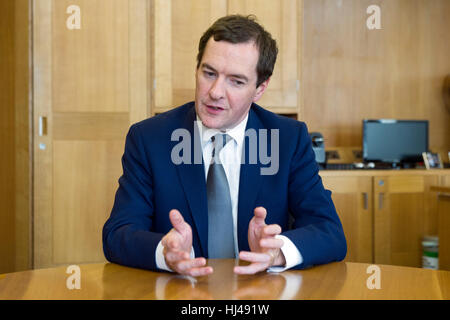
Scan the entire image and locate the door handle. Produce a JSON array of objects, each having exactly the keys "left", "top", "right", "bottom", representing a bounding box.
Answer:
[
  {"left": 378, "top": 193, "right": 384, "bottom": 210},
  {"left": 362, "top": 192, "right": 368, "bottom": 210},
  {"left": 39, "top": 116, "right": 47, "bottom": 136}
]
